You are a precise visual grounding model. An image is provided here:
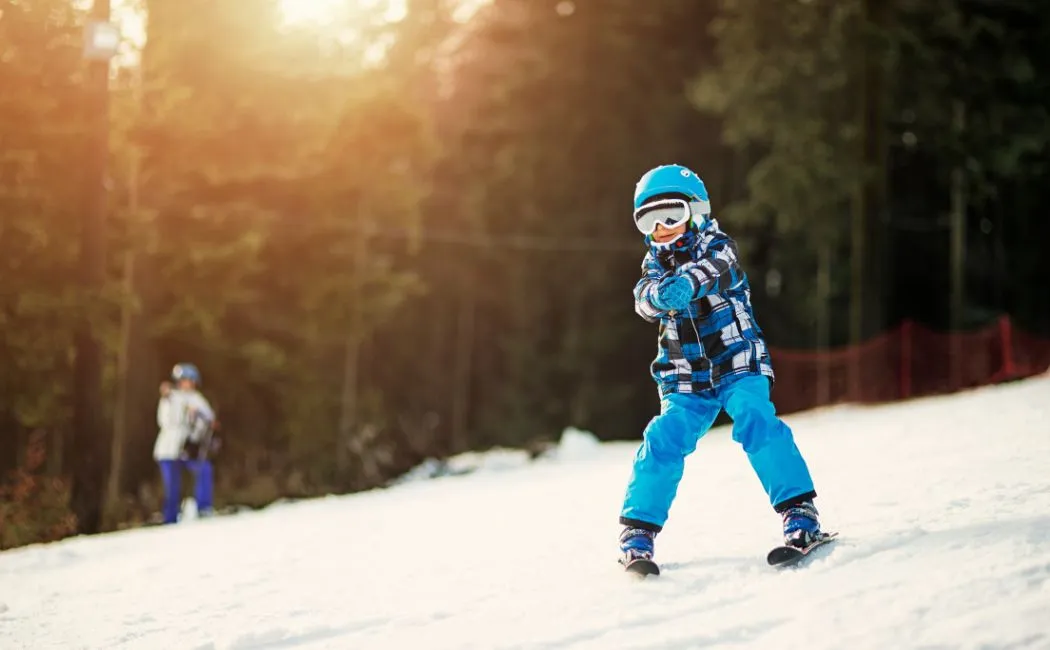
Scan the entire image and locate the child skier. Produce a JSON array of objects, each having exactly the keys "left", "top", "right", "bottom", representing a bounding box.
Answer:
[
  {"left": 153, "top": 362, "right": 217, "bottom": 524},
  {"left": 618, "top": 164, "right": 825, "bottom": 573}
]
